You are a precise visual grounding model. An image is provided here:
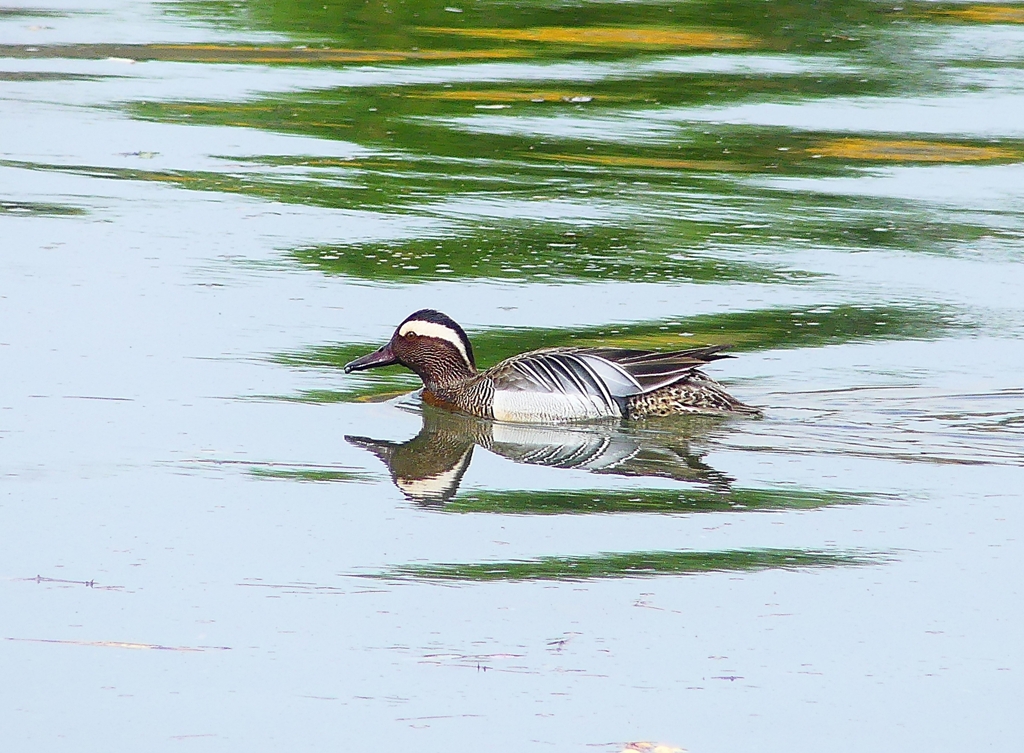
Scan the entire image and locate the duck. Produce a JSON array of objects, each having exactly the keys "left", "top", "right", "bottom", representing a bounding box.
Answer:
[{"left": 344, "top": 309, "right": 760, "bottom": 423}]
